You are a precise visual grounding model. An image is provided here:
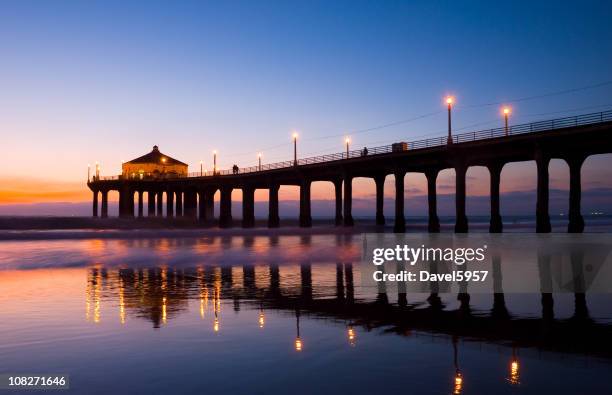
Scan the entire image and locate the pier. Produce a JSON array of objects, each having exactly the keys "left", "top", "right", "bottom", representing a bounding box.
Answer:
[{"left": 88, "top": 110, "right": 612, "bottom": 233}]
